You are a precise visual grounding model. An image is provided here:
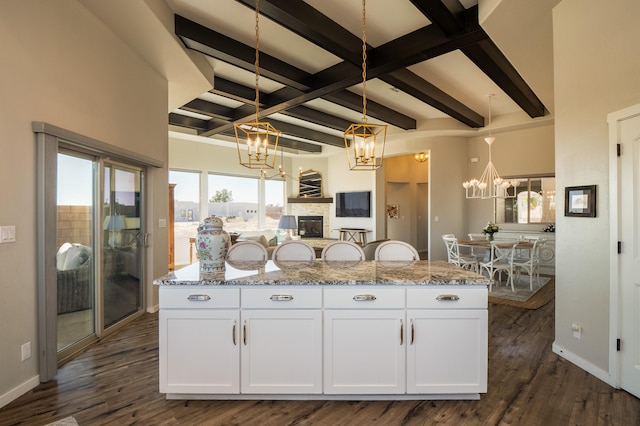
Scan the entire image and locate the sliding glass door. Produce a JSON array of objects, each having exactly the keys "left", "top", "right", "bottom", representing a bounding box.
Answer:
[
  {"left": 56, "top": 153, "right": 96, "bottom": 352},
  {"left": 55, "top": 153, "right": 144, "bottom": 359},
  {"left": 103, "top": 162, "right": 143, "bottom": 328}
]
